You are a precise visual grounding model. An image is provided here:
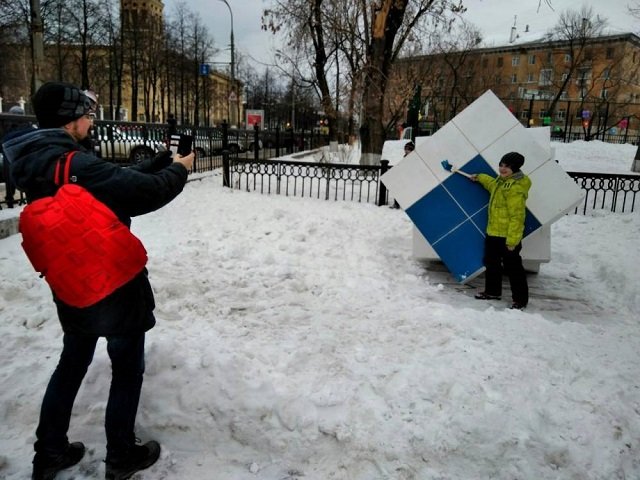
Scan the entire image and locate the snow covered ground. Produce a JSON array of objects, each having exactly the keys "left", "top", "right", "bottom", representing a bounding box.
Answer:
[{"left": 0, "top": 140, "right": 639, "bottom": 479}]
